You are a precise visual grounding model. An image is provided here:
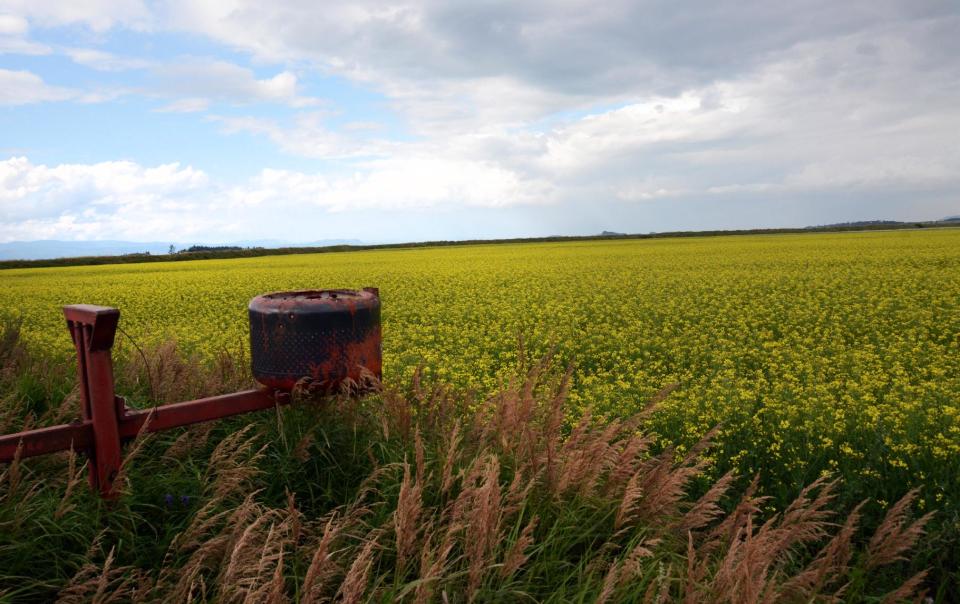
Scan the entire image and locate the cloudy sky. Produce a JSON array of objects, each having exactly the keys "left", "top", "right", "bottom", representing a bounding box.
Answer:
[{"left": 1, "top": 0, "right": 958, "bottom": 244}]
